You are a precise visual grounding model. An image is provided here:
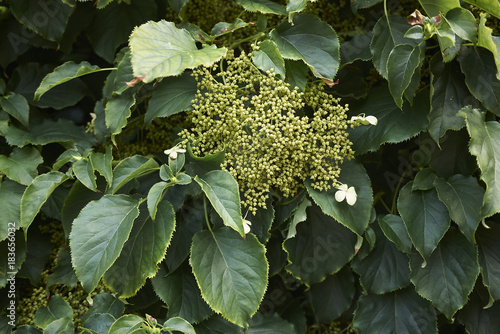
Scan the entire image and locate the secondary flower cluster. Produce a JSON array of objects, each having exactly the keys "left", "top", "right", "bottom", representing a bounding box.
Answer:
[{"left": 180, "top": 52, "right": 358, "bottom": 212}]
